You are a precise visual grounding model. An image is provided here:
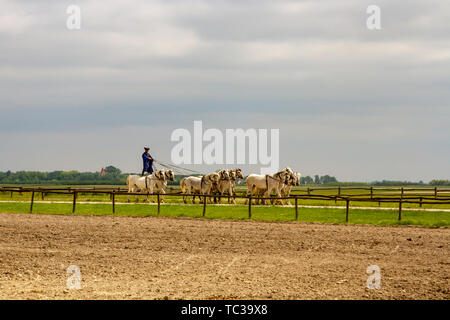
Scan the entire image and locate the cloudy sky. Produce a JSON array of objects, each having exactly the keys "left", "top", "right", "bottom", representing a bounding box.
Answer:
[{"left": 0, "top": 0, "right": 449, "bottom": 181}]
